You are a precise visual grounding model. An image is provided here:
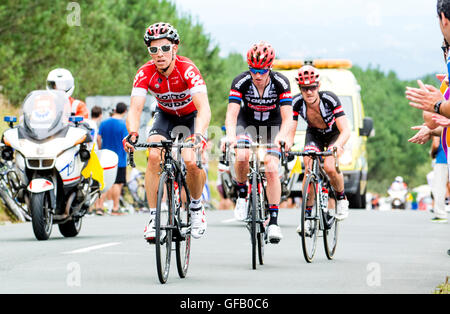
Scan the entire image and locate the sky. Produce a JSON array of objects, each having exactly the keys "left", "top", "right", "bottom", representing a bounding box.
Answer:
[{"left": 170, "top": 0, "right": 445, "bottom": 80}]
